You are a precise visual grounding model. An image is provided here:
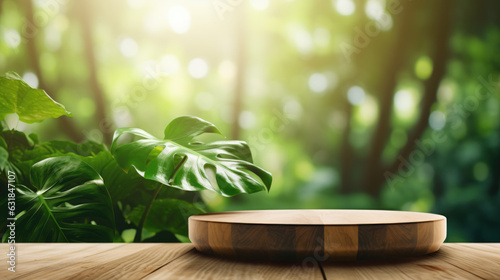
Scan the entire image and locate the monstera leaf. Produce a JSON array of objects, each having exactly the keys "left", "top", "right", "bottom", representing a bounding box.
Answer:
[
  {"left": 12, "top": 157, "right": 115, "bottom": 242},
  {"left": 111, "top": 116, "right": 272, "bottom": 197},
  {"left": 0, "top": 71, "right": 71, "bottom": 123}
]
